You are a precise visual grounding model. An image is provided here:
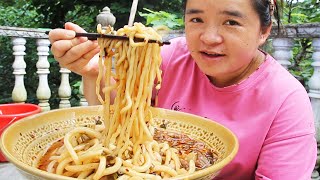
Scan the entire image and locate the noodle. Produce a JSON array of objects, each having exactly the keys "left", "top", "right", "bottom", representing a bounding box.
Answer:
[{"left": 37, "top": 23, "right": 212, "bottom": 180}]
